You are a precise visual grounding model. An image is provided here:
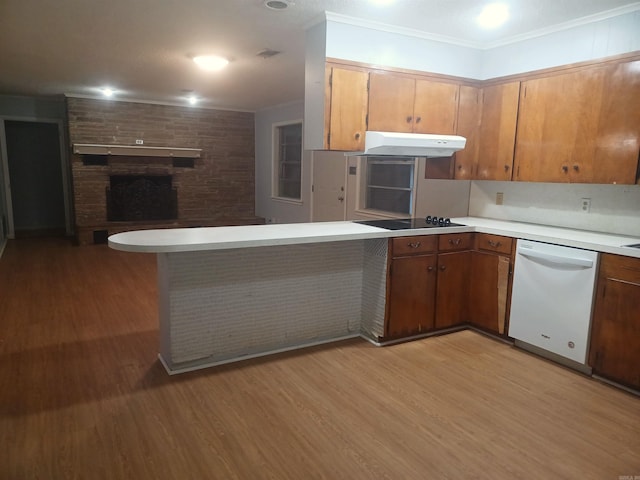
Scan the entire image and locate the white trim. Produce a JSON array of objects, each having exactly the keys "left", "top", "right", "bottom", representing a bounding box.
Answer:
[
  {"left": 325, "top": 4, "right": 640, "bottom": 50},
  {"left": 159, "top": 334, "right": 361, "bottom": 375},
  {"left": 0, "top": 120, "right": 13, "bottom": 238},
  {"left": 270, "top": 196, "right": 304, "bottom": 206},
  {"left": 483, "top": 3, "right": 640, "bottom": 49}
]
